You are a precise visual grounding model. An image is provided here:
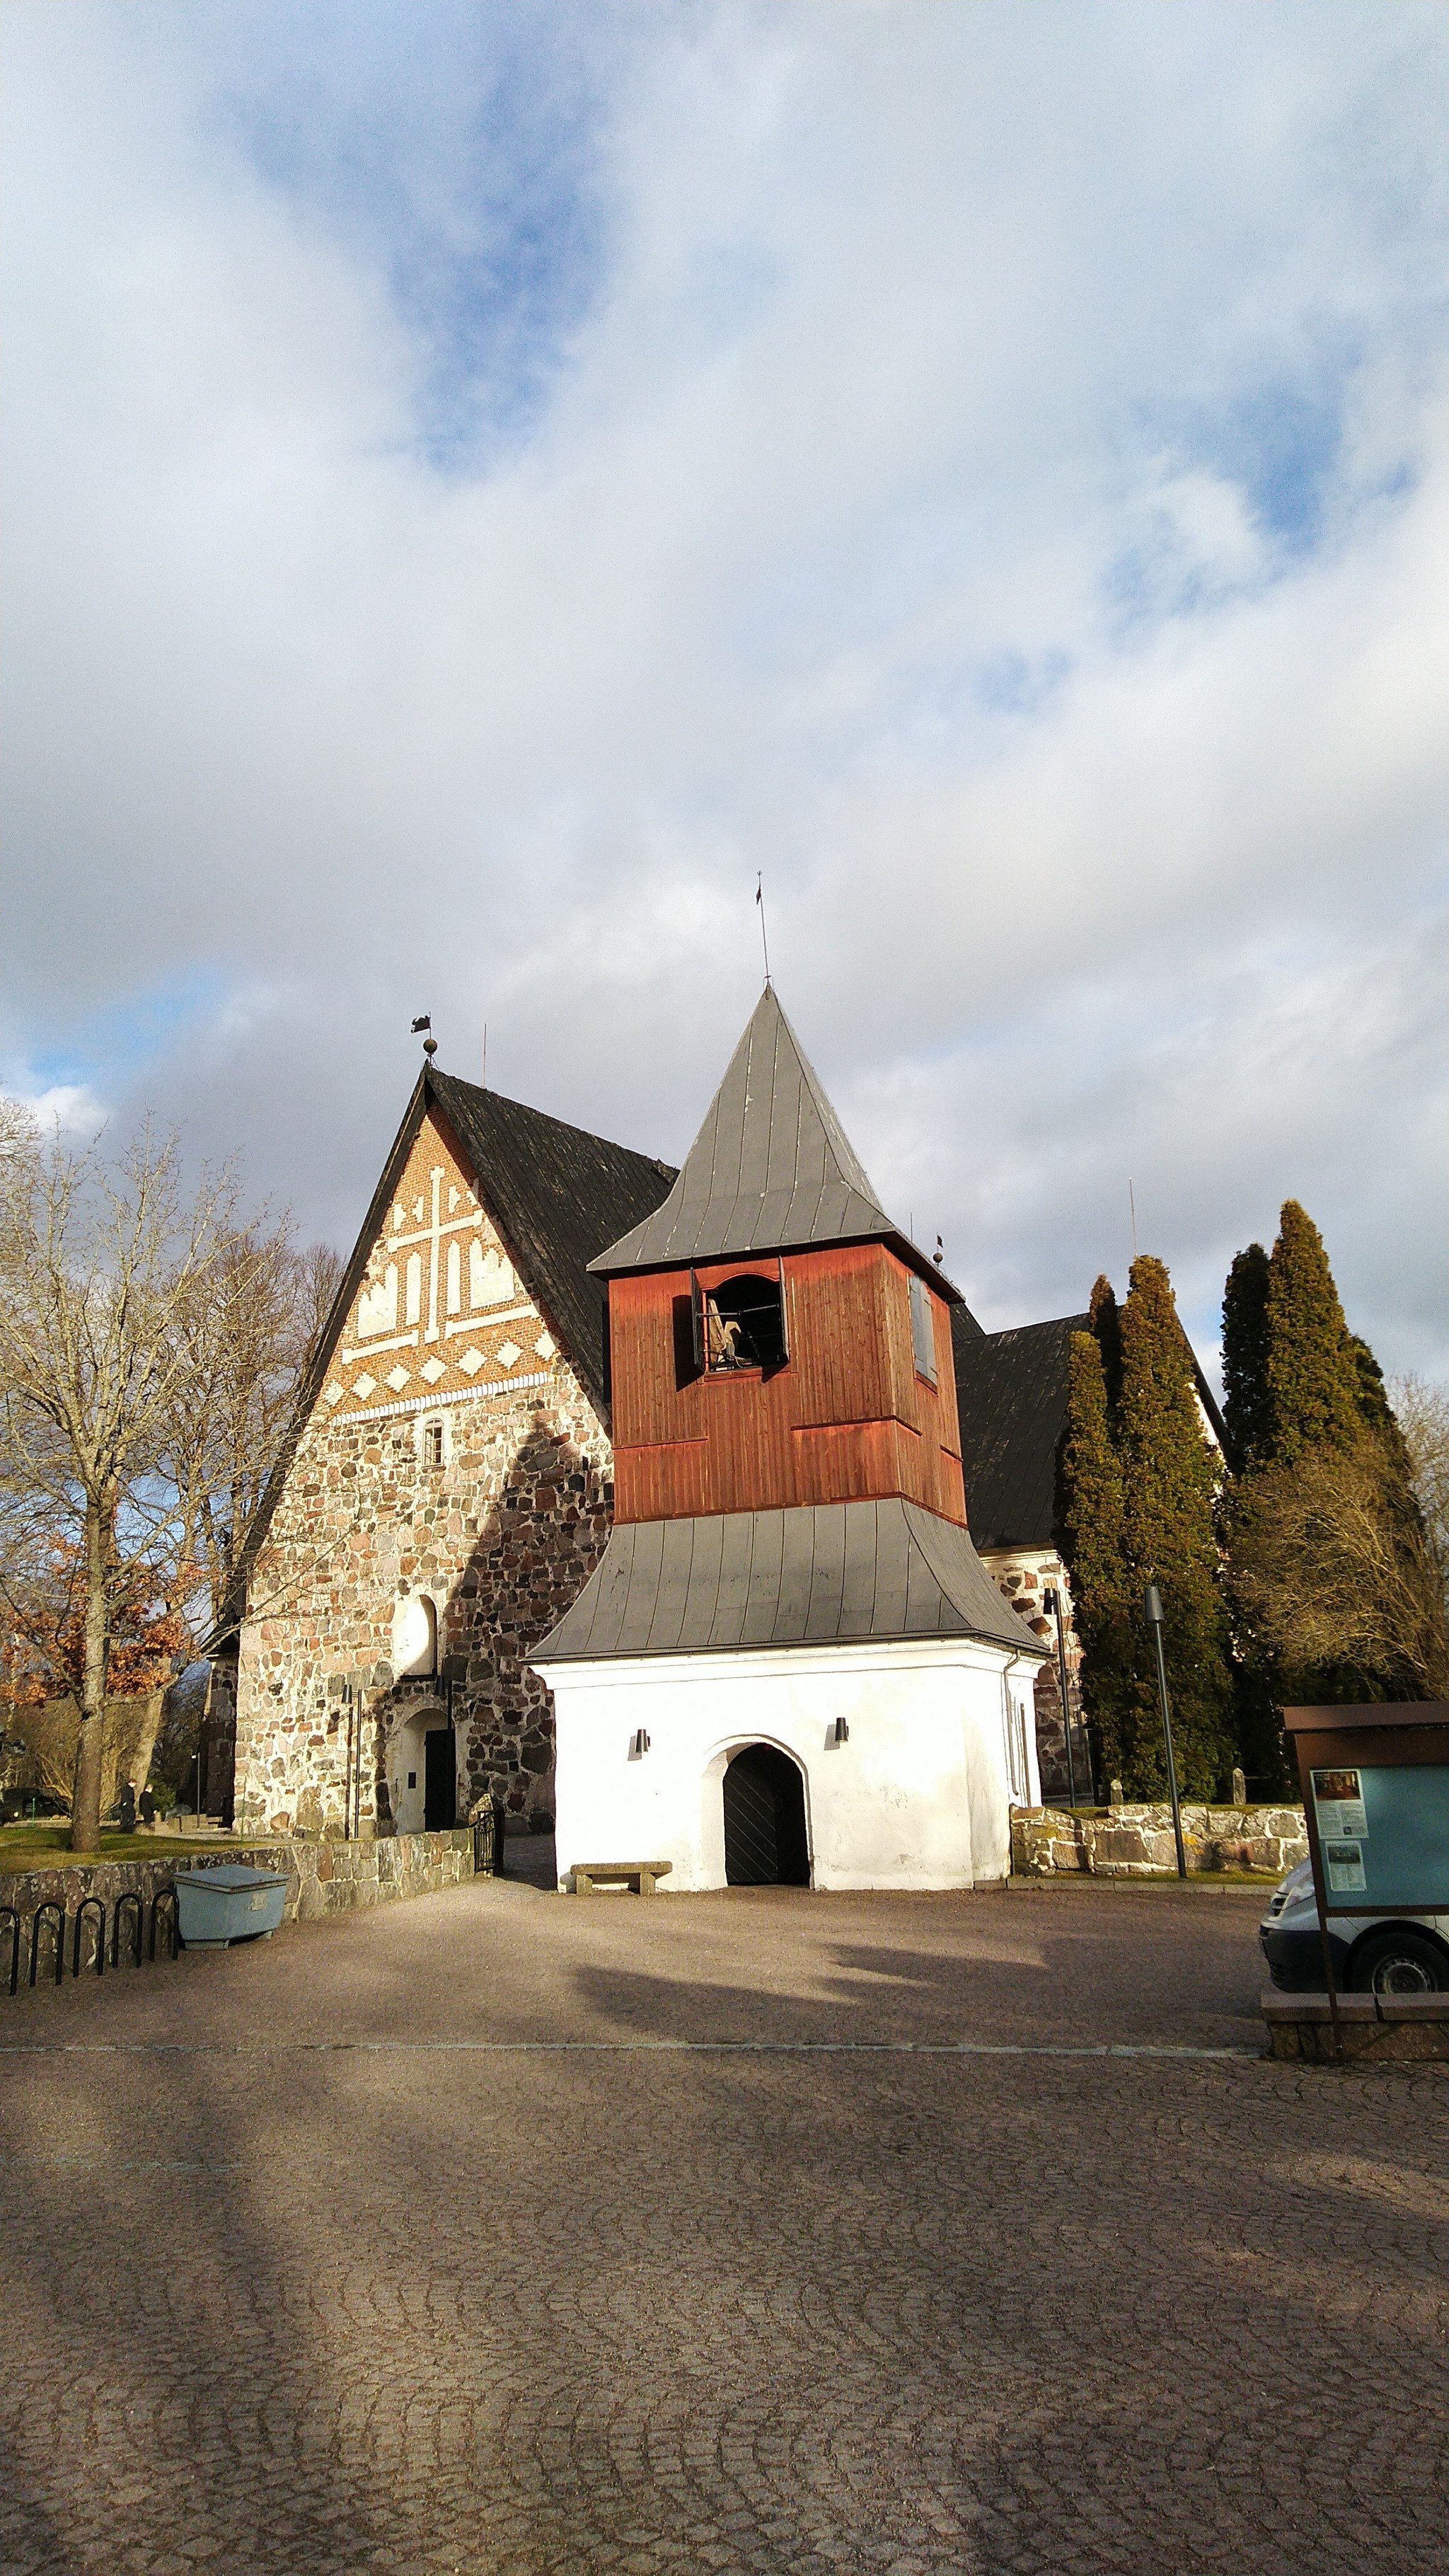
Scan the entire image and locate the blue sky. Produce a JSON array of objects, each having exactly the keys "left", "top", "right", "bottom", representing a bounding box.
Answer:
[{"left": 2, "top": 0, "right": 1445, "bottom": 1376}]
